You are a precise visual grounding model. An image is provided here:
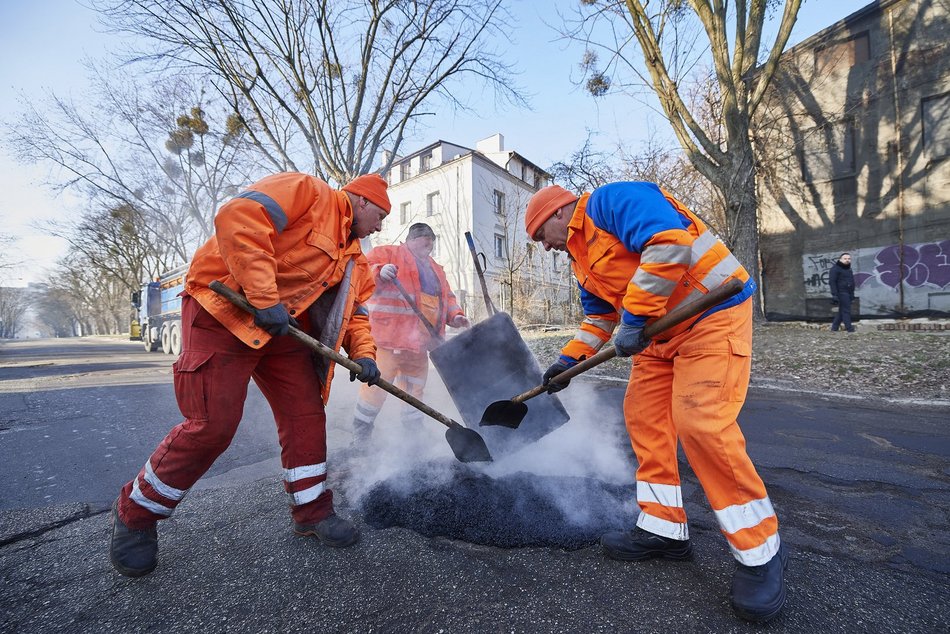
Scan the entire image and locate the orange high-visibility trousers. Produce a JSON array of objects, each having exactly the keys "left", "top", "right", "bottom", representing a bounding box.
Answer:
[
  {"left": 353, "top": 348, "right": 430, "bottom": 432},
  {"left": 624, "top": 299, "right": 780, "bottom": 566}
]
